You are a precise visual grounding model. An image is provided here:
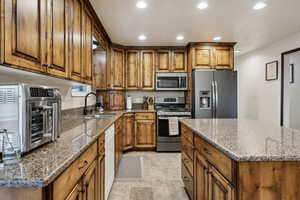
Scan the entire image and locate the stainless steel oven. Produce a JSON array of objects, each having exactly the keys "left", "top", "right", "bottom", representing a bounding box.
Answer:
[
  {"left": 156, "top": 73, "right": 188, "bottom": 91},
  {"left": 0, "top": 84, "right": 61, "bottom": 155}
]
